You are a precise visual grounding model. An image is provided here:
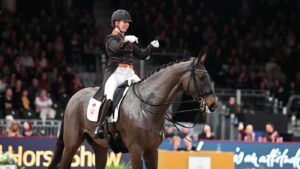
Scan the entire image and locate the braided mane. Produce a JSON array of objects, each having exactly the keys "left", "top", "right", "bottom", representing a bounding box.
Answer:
[{"left": 139, "top": 58, "right": 192, "bottom": 82}]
